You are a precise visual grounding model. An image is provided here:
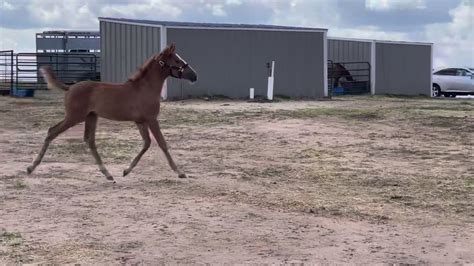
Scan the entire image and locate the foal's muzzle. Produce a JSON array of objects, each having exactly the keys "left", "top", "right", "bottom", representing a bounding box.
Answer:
[{"left": 183, "top": 66, "right": 198, "bottom": 83}]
